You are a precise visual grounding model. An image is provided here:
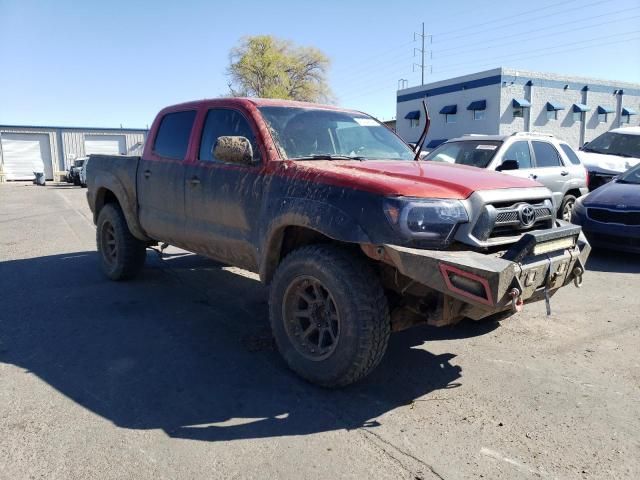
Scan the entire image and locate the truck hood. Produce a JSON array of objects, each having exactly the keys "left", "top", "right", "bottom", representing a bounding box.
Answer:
[
  {"left": 578, "top": 151, "right": 640, "bottom": 175},
  {"left": 583, "top": 180, "right": 640, "bottom": 209},
  {"left": 284, "top": 160, "right": 541, "bottom": 199}
]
